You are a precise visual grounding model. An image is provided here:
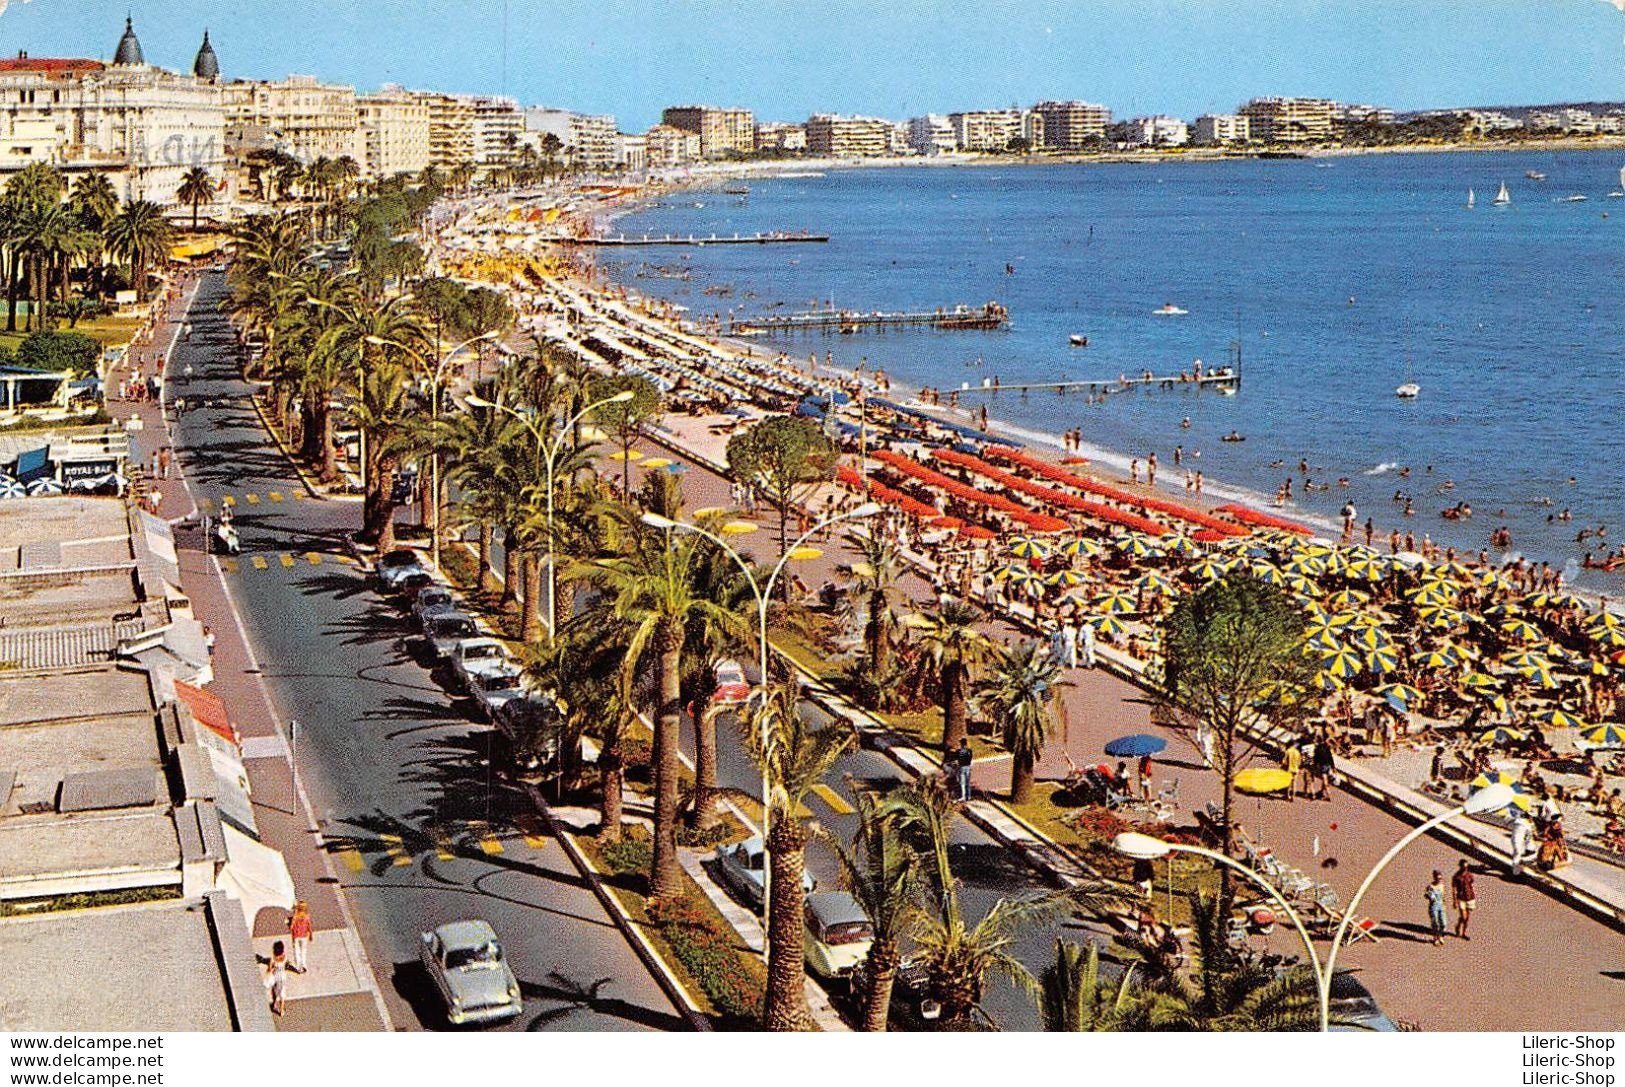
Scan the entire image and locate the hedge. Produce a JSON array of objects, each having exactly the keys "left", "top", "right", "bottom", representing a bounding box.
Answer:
[{"left": 648, "top": 894, "right": 765, "bottom": 1024}]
